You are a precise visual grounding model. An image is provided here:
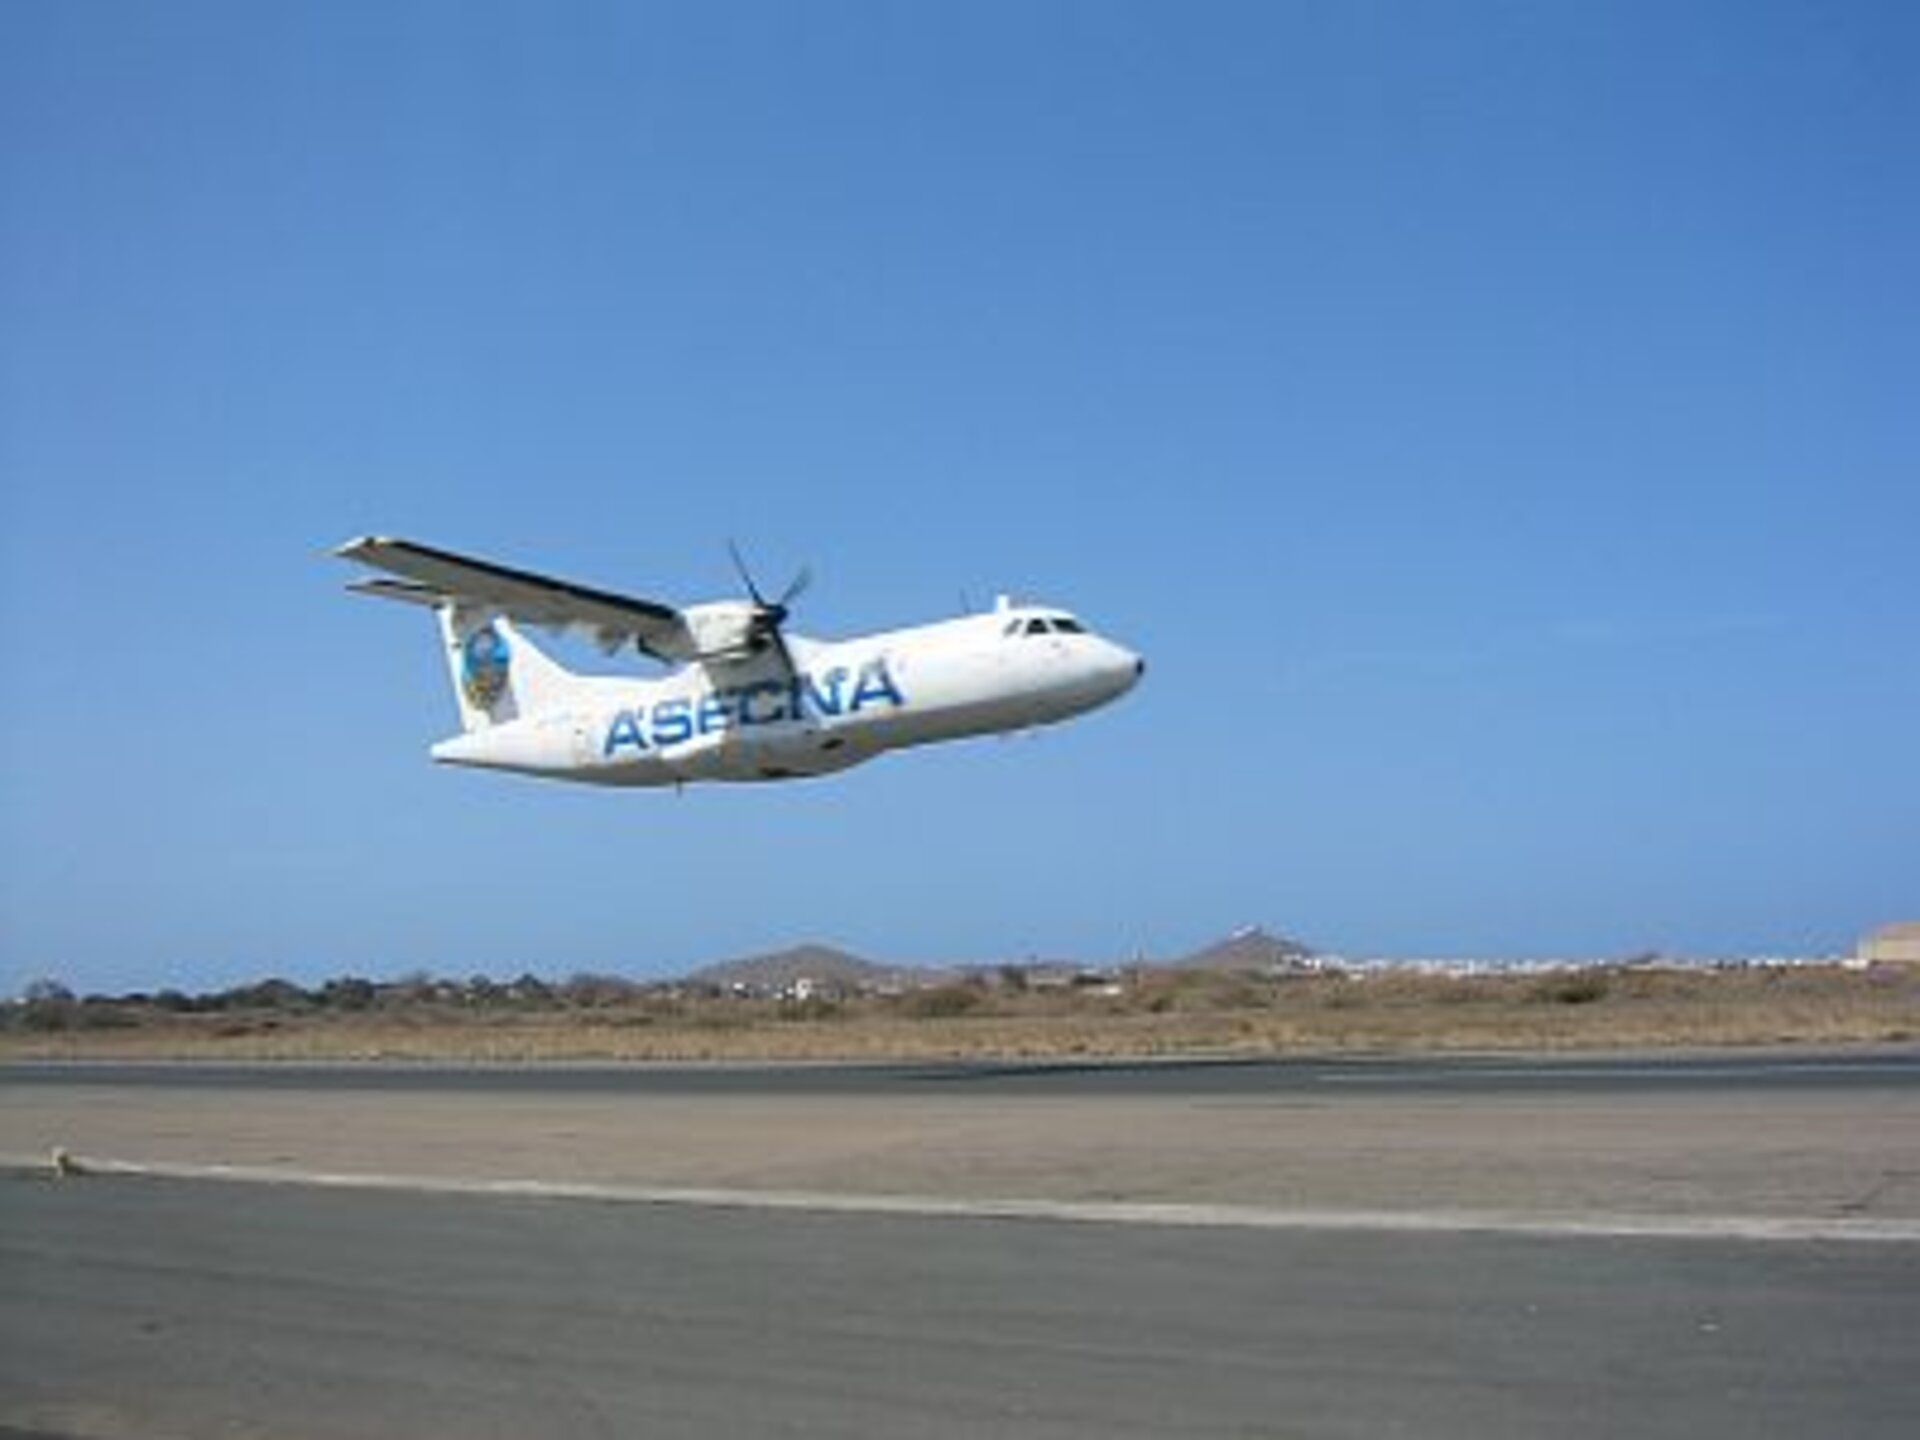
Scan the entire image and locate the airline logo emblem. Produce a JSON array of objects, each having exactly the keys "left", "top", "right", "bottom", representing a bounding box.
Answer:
[{"left": 460, "top": 624, "right": 511, "bottom": 710}]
